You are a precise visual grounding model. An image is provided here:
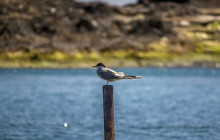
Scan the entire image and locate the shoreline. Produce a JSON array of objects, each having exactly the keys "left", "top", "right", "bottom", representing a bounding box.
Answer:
[{"left": 1, "top": 59, "right": 220, "bottom": 69}]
